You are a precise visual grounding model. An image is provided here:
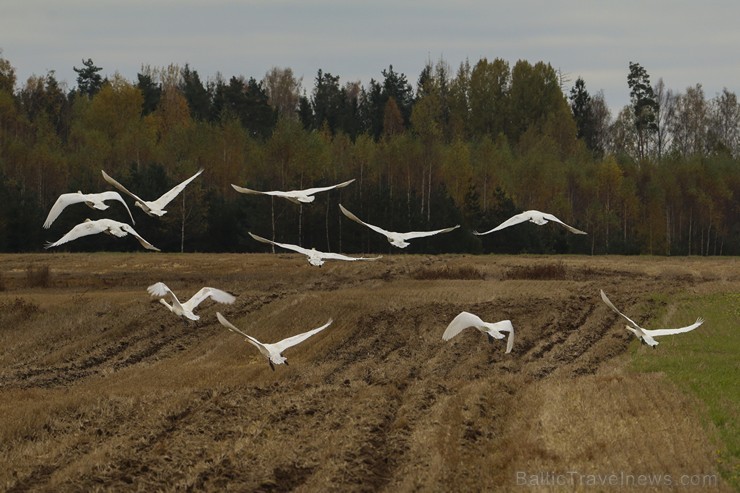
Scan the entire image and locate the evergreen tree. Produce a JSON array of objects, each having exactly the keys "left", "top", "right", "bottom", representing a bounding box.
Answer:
[
  {"left": 627, "top": 61, "right": 659, "bottom": 160},
  {"left": 73, "top": 58, "right": 103, "bottom": 98}
]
